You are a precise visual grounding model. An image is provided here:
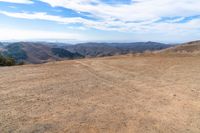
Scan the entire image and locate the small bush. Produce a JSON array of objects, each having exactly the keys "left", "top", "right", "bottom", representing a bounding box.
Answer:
[
  {"left": 18, "top": 61, "right": 25, "bottom": 65},
  {"left": 0, "top": 54, "right": 16, "bottom": 66}
]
